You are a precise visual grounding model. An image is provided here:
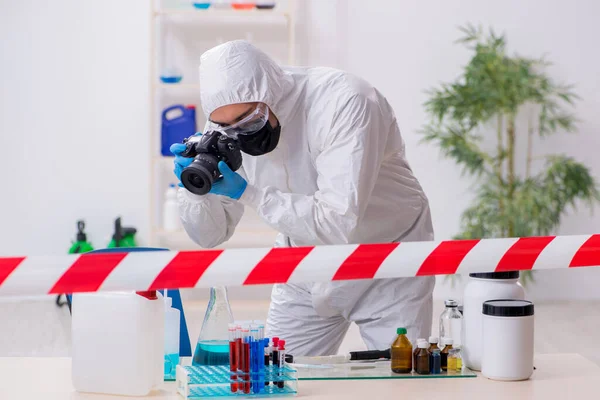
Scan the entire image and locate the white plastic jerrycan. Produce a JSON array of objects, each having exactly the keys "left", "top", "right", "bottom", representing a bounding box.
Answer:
[{"left": 71, "top": 291, "right": 164, "bottom": 396}]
